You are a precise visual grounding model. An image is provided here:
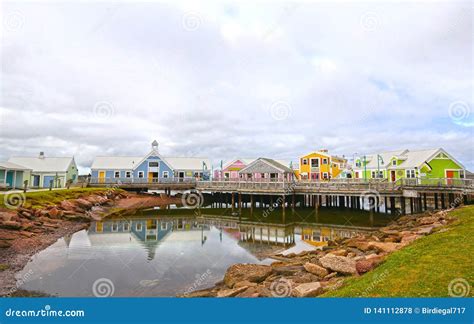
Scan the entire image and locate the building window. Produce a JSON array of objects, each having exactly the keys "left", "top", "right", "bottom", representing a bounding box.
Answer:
[
  {"left": 392, "top": 160, "right": 397, "bottom": 166},
  {"left": 123, "top": 223, "right": 130, "bottom": 231},
  {"left": 311, "top": 158, "right": 319, "bottom": 168},
  {"left": 355, "top": 161, "right": 361, "bottom": 167},
  {"left": 260, "top": 173, "right": 265, "bottom": 178},
  {"left": 161, "top": 222, "right": 168, "bottom": 230},
  {"left": 136, "top": 223, "right": 143, "bottom": 231},
  {"left": 149, "top": 161, "right": 159, "bottom": 168},
  {"left": 138, "top": 171, "right": 144, "bottom": 178},
  {"left": 302, "top": 158, "right": 308, "bottom": 165},
  {"left": 114, "top": 171, "right": 120, "bottom": 178},
  {"left": 322, "top": 172, "right": 328, "bottom": 179},
  {"left": 371, "top": 171, "right": 376, "bottom": 178},
  {"left": 112, "top": 222, "right": 118, "bottom": 232},
  {"left": 125, "top": 171, "right": 132, "bottom": 178},
  {"left": 163, "top": 171, "right": 169, "bottom": 178},
  {"left": 406, "top": 170, "right": 416, "bottom": 178},
  {"left": 322, "top": 158, "right": 328, "bottom": 165},
  {"left": 460, "top": 170, "right": 465, "bottom": 179}
]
